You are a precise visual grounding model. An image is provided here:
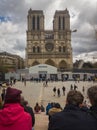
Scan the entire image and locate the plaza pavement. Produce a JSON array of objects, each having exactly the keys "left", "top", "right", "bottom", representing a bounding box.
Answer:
[
  {"left": 14, "top": 80, "right": 95, "bottom": 108},
  {"left": 0, "top": 80, "right": 97, "bottom": 130}
]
